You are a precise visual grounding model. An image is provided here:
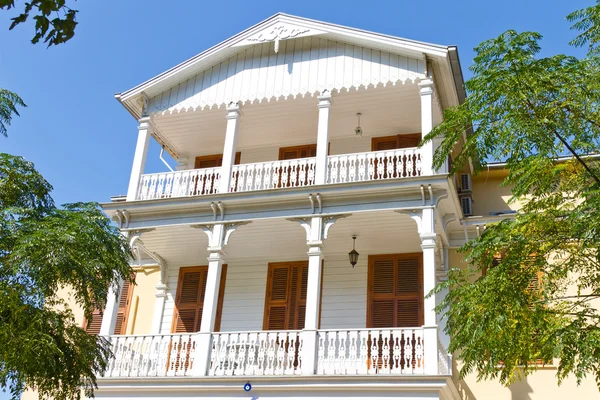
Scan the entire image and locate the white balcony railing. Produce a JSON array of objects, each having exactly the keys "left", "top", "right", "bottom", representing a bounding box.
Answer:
[
  {"left": 104, "top": 333, "right": 197, "bottom": 378},
  {"left": 137, "top": 168, "right": 221, "bottom": 200},
  {"left": 102, "top": 327, "right": 432, "bottom": 379},
  {"left": 134, "top": 148, "right": 424, "bottom": 200},
  {"left": 210, "top": 330, "right": 303, "bottom": 376},
  {"left": 327, "top": 148, "right": 422, "bottom": 184},
  {"left": 317, "top": 328, "right": 424, "bottom": 375},
  {"left": 230, "top": 157, "right": 316, "bottom": 192}
]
